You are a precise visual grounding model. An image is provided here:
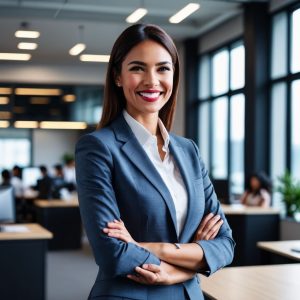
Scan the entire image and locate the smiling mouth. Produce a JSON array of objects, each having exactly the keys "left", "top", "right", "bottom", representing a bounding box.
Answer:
[{"left": 137, "top": 91, "right": 163, "bottom": 102}]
